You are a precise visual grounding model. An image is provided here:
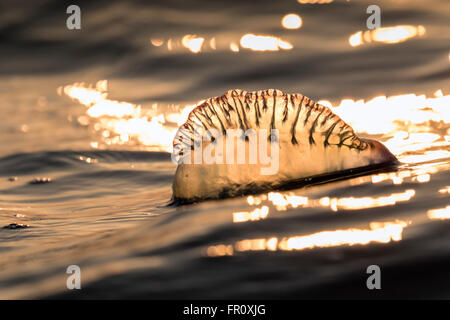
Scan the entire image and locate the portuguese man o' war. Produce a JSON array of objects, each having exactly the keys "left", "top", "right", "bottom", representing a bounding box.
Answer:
[{"left": 172, "top": 89, "right": 398, "bottom": 203}]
